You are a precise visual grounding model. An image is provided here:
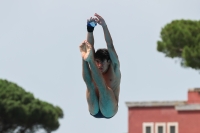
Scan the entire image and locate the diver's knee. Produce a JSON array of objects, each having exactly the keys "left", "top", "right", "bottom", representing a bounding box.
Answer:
[
  {"left": 101, "top": 105, "right": 118, "bottom": 118},
  {"left": 89, "top": 106, "right": 99, "bottom": 115}
]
